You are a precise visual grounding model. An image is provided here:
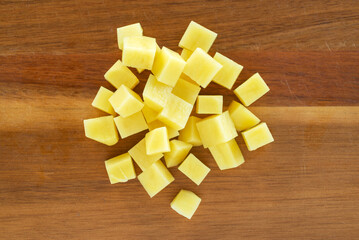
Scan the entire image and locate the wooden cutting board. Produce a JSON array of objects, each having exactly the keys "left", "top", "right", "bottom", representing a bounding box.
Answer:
[{"left": 1, "top": 0, "right": 358, "bottom": 239}]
